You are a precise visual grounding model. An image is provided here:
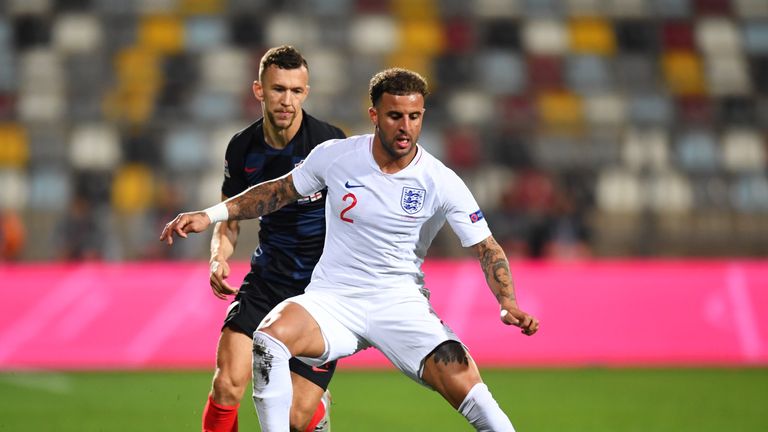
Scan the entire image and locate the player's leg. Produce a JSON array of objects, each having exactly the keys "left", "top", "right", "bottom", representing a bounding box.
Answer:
[
  {"left": 421, "top": 342, "right": 515, "bottom": 432},
  {"left": 252, "top": 301, "right": 326, "bottom": 432},
  {"left": 370, "top": 290, "right": 514, "bottom": 432},
  {"left": 421, "top": 341, "right": 481, "bottom": 408},
  {"left": 204, "top": 275, "right": 273, "bottom": 432},
  {"left": 288, "top": 360, "right": 336, "bottom": 432},
  {"left": 203, "top": 327, "right": 252, "bottom": 432},
  {"left": 289, "top": 373, "right": 326, "bottom": 432},
  {"left": 253, "top": 292, "right": 363, "bottom": 432}
]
